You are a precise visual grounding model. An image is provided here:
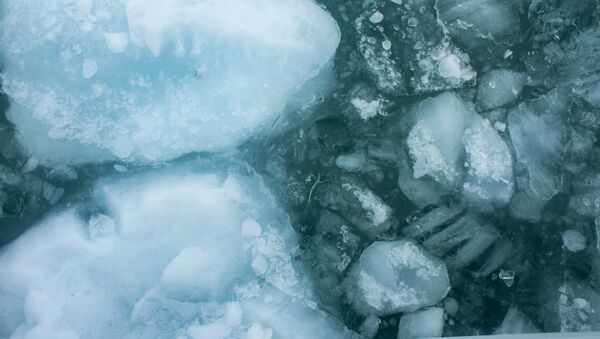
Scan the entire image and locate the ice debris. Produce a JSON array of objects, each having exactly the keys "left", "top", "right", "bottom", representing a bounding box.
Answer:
[{"left": 401, "top": 92, "right": 514, "bottom": 208}]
